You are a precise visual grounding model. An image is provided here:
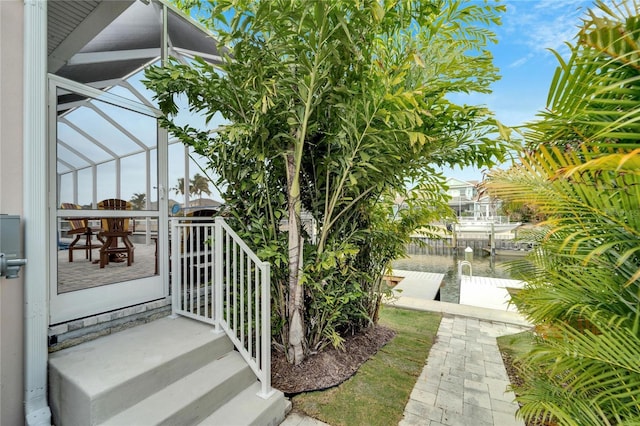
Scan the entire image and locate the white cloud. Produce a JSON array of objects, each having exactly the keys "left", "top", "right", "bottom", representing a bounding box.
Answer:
[
  {"left": 508, "top": 54, "right": 532, "bottom": 68},
  {"left": 502, "top": 0, "right": 590, "bottom": 57}
]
